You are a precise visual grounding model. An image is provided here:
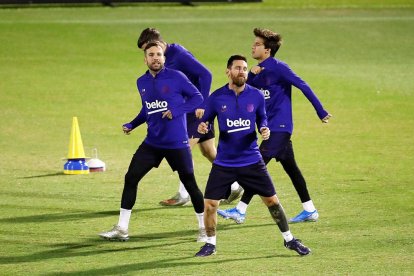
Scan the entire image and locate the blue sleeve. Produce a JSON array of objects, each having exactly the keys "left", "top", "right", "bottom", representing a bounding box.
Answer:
[
  {"left": 201, "top": 94, "right": 217, "bottom": 124},
  {"left": 256, "top": 91, "right": 268, "bottom": 130},
  {"left": 176, "top": 52, "right": 212, "bottom": 108},
  {"left": 128, "top": 107, "right": 146, "bottom": 129},
  {"left": 169, "top": 74, "right": 203, "bottom": 118},
  {"left": 247, "top": 71, "right": 257, "bottom": 85},
  {"left": 128, "top": 80, "right": 147, "bottom": 129},
  {"left": 281, "top": 63, "right": 329, "bottom": 119}
]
